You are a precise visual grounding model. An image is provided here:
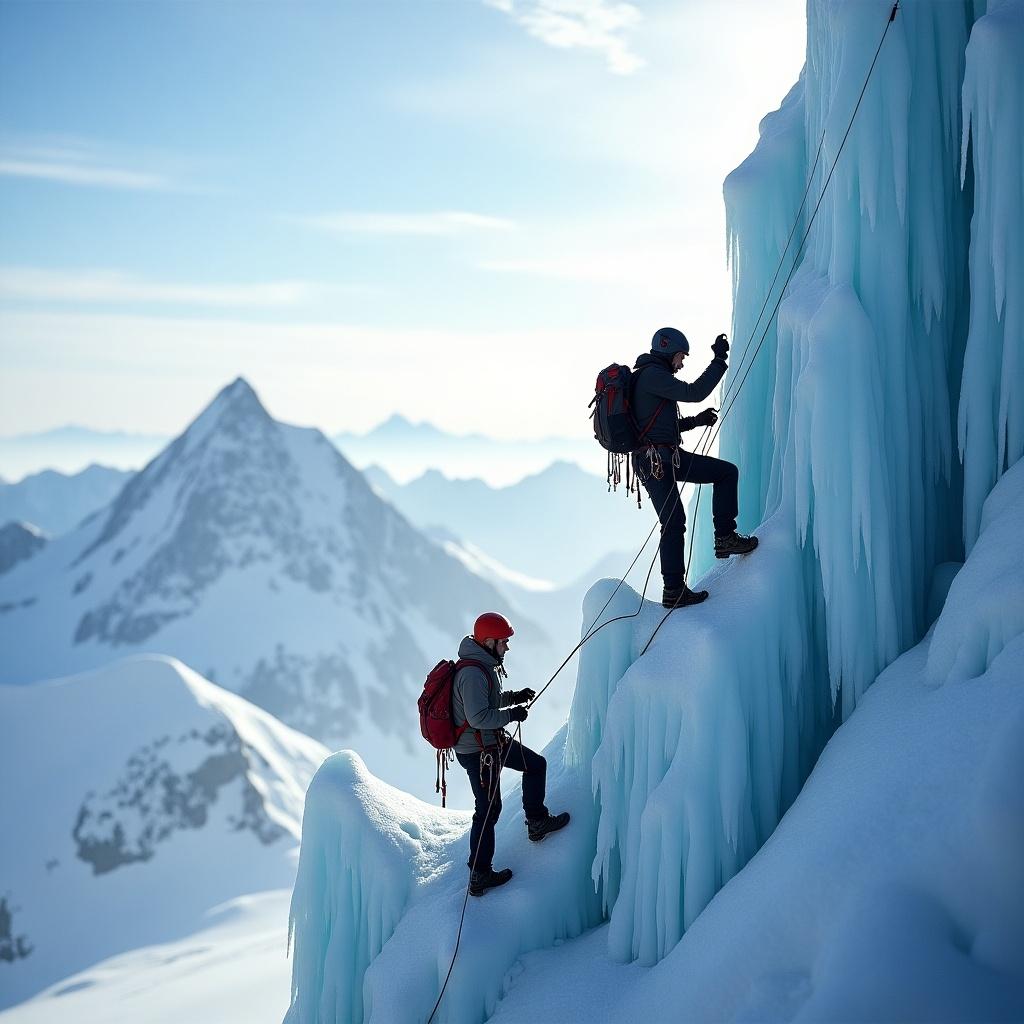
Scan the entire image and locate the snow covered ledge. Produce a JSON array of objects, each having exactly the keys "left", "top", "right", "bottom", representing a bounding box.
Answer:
[
  {"left": 285, "top": 752, "right": 469, "bottom": 1023},
  {"left": 285, "top": 729, "right": 604, "bottom": 1022}
]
